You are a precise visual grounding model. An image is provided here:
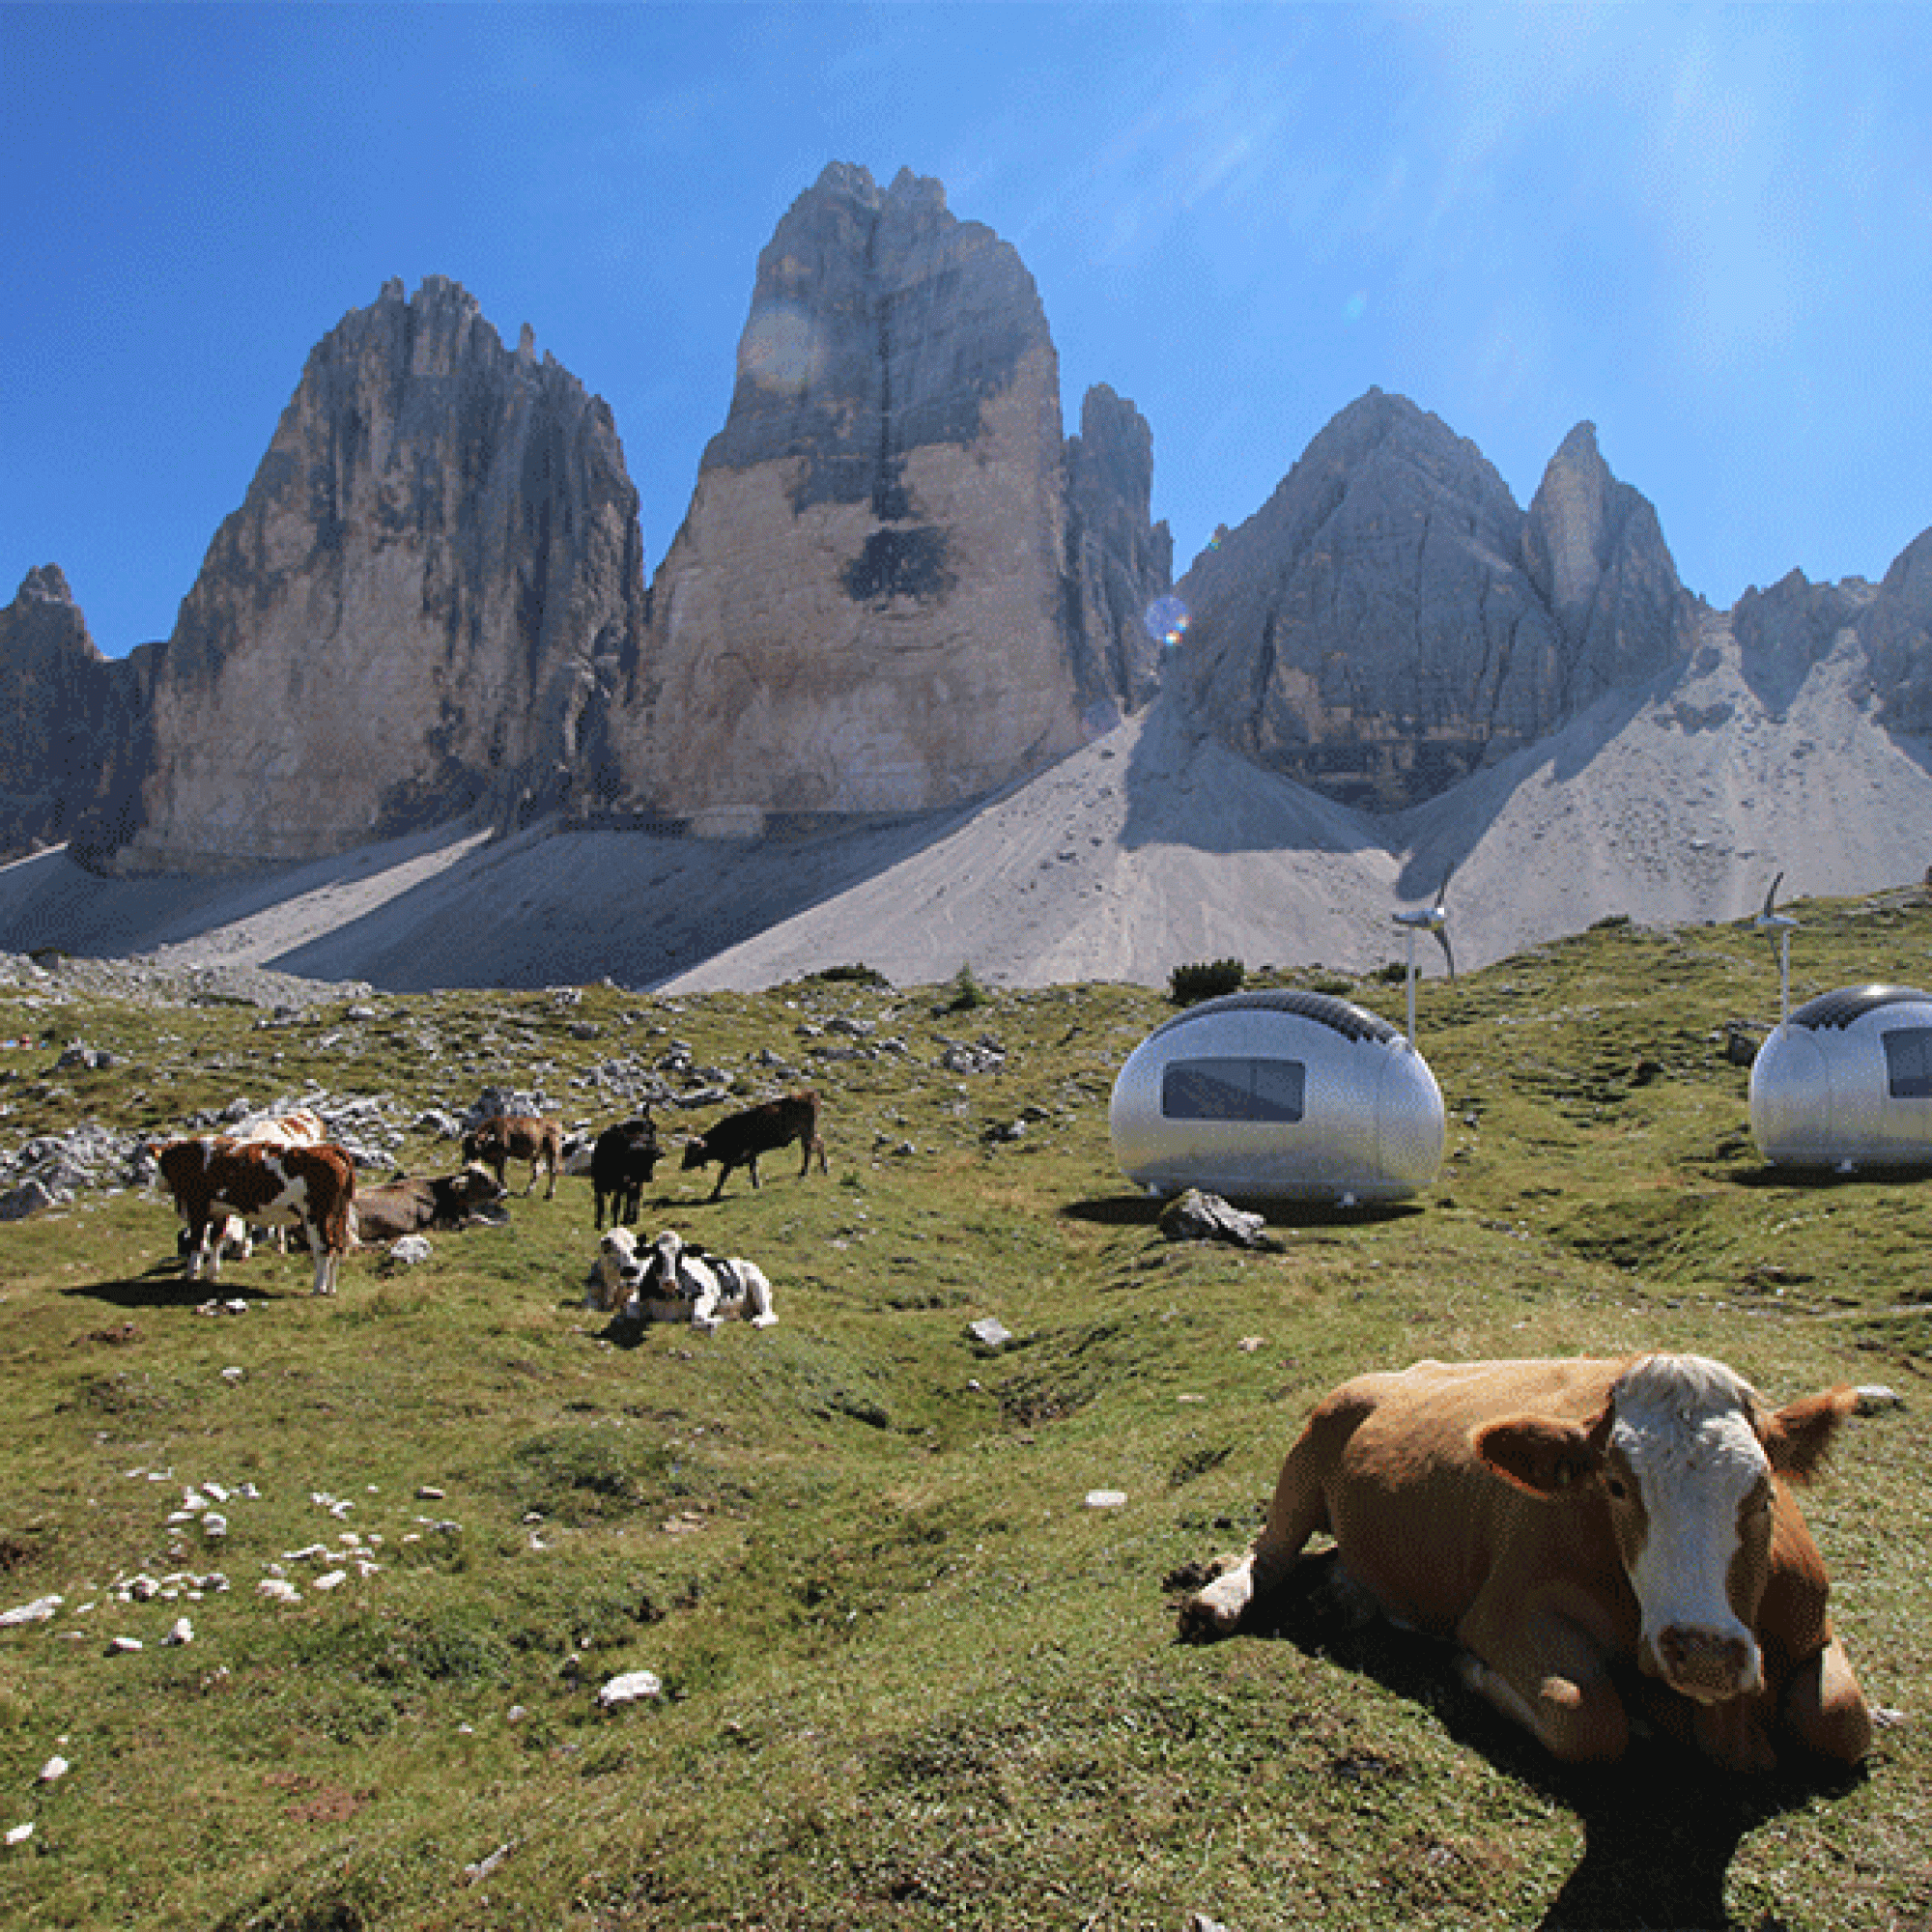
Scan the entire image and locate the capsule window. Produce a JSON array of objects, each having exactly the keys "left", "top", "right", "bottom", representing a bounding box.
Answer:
[
  {"left": 1161, "top": 1057, "right": 1306, "bottom": 1122},
  {"left": 1882, "top": 1027, "right": 1932, "bottom": 1100}
]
